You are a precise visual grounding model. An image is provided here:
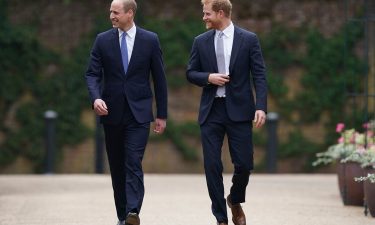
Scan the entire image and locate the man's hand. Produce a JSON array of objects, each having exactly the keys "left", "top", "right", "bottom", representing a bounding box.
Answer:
[
  {"left": 208, "top": 73, "right": 230, "bottom": 86},
  {"left": 153, "top": 118, "right": 166, "bottom": 134},
  {"left": 93, "top": 99, "right": 108, "bottom": 116},
  {"left": 253, "top": 110, "right": 266, "bottom": 128}
]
